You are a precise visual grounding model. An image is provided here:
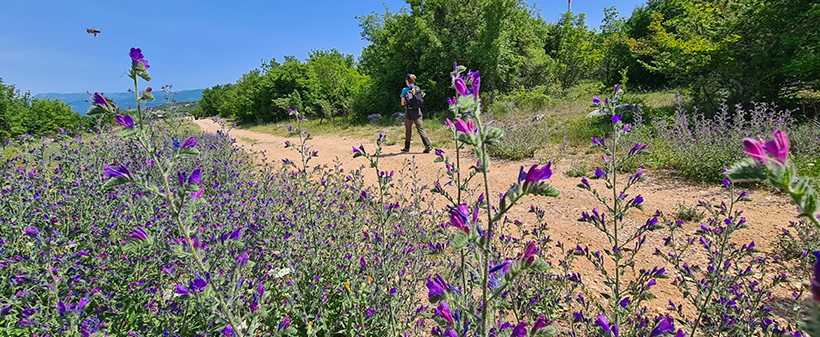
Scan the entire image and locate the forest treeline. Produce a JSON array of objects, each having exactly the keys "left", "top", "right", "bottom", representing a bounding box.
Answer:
[
  {"left": 0, "top": 78, "right": 86, "bottom": 142},
  {"left": 196, "top": 0, "right": 819, "bottom": 124}
]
